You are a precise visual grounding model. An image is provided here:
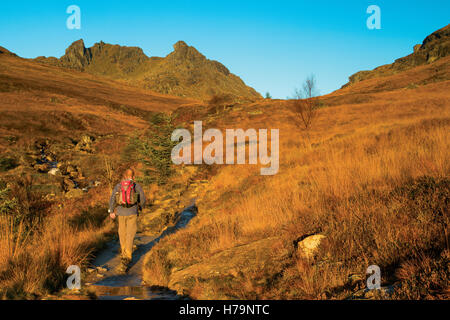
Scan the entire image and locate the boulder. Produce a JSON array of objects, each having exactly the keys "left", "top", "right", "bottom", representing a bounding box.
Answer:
[
  {"left": 297, "top": 234, "right": 326, "bottom": 259},
  {"left": 48, "top": 168, "right": 61, "bottom": 176}
]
